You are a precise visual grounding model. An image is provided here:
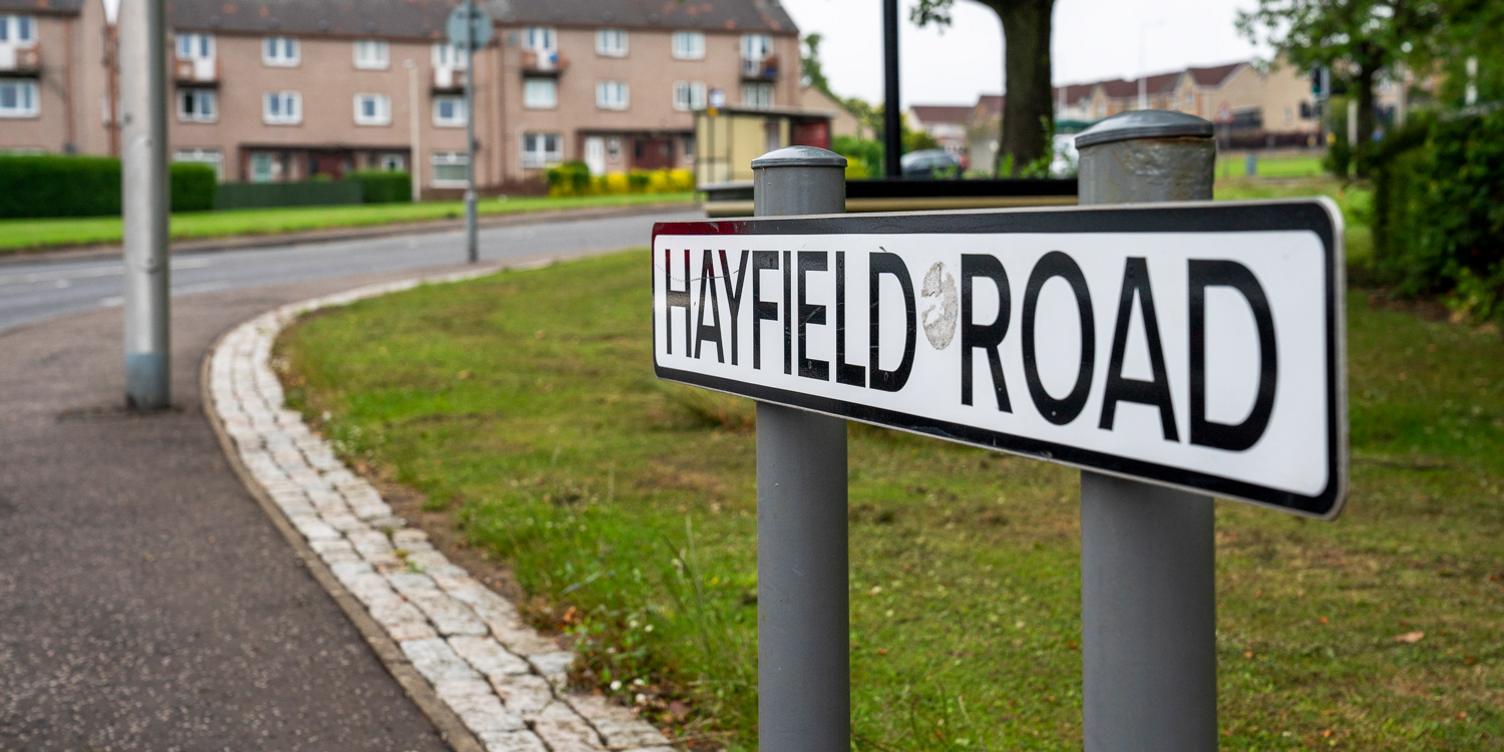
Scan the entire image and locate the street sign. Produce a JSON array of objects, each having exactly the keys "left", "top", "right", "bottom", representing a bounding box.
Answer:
[
  {"left": 447, "top": 3, "right": 493, "bottom": 49},
  {"left": 652, "top": 201, "right": 1347, "bottom": 517}
]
